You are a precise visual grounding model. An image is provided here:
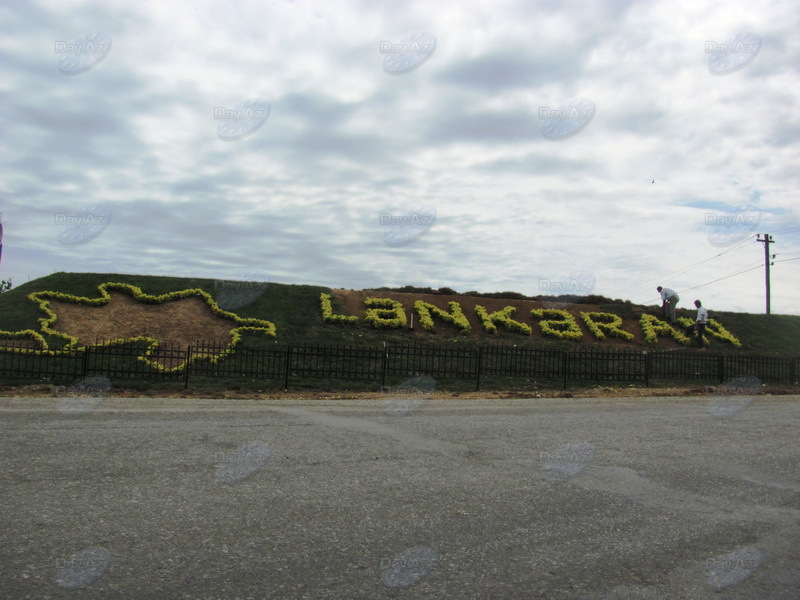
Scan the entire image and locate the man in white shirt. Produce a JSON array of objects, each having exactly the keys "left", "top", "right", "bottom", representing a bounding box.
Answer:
[
  {"left": 685, "top": 299, "right": 708, "bottom": 347},
  {"left": 656, "top": 286, "right": 679, "bottom": 324}
]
